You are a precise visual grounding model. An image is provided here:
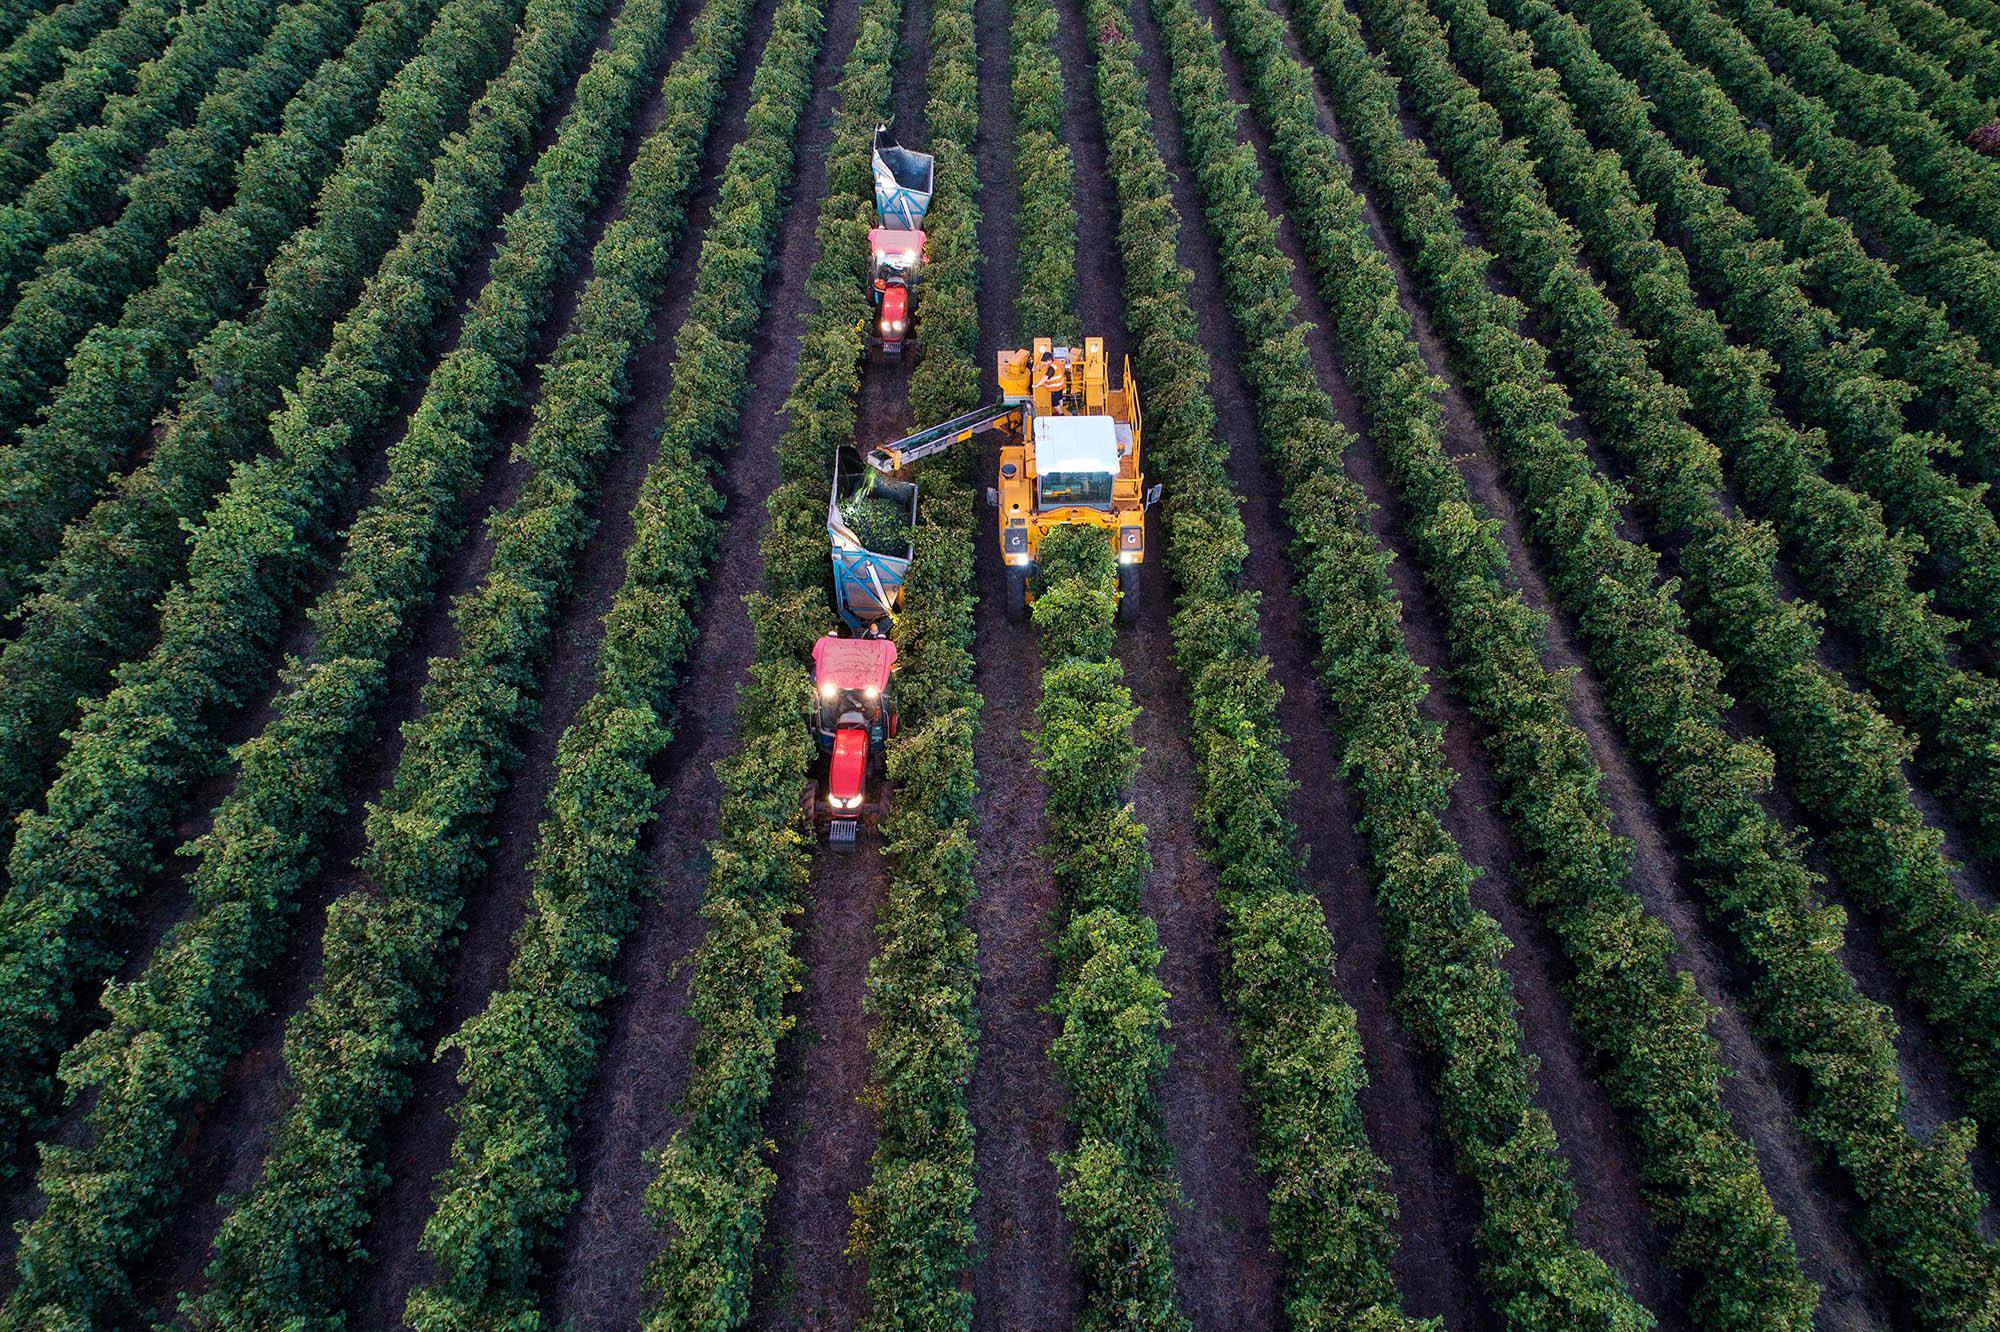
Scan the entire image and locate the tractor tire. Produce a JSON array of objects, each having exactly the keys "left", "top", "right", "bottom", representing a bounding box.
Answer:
[
  {"left": 1006, "top": 566, "right": 1029, "bottom": 623},
  {"left": 1117, "top": 563, "right": 1141, "bottom": 623}
]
